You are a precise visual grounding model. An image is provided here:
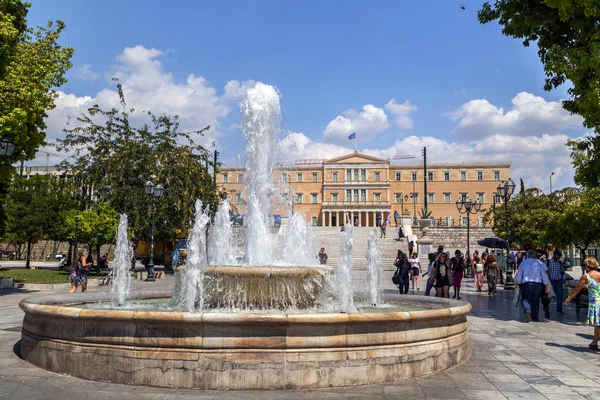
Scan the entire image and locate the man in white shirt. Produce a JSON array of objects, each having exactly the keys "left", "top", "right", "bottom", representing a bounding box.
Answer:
[{"left": 515, "top": 250, "right": 550, "bottom": 323}]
